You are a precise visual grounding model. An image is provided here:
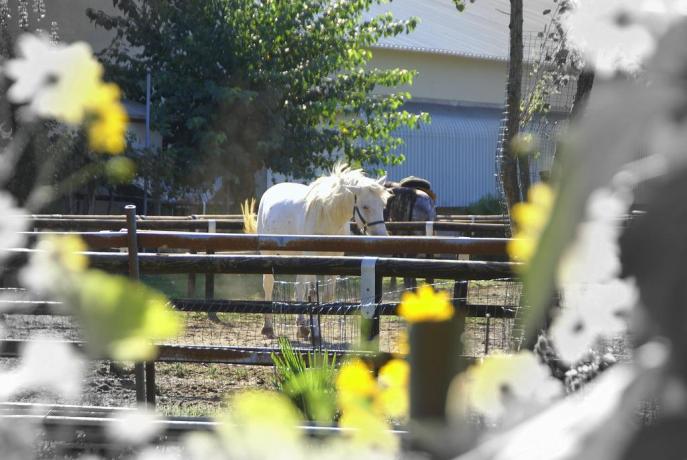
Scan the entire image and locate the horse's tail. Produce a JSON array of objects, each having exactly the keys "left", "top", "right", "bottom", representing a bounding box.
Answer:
[{"left": 241, "top": 198, "right": 257, "bottom": 234}]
